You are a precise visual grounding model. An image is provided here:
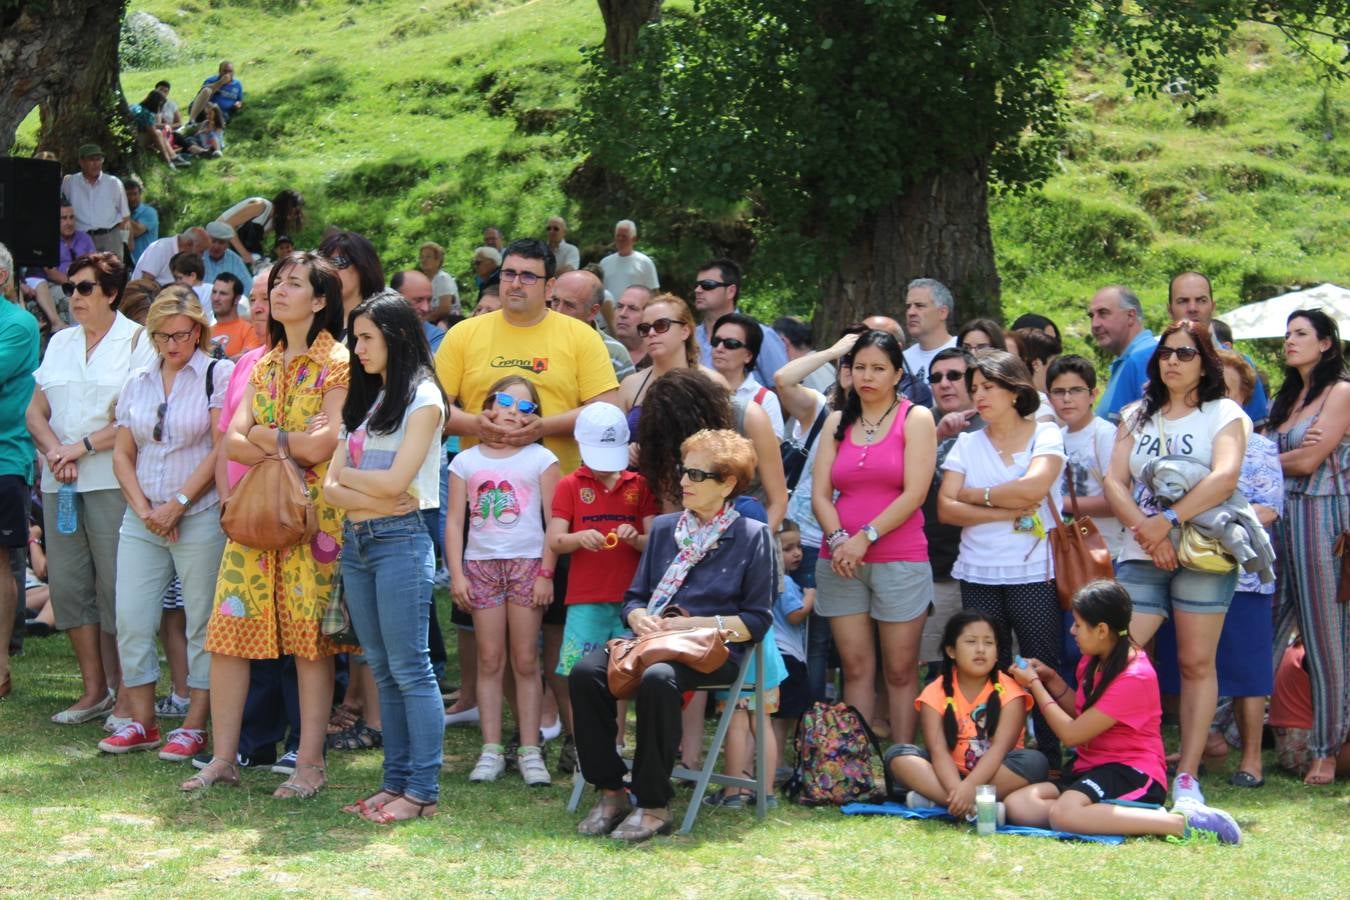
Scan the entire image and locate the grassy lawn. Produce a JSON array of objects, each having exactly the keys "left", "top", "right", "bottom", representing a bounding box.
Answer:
[{"left": 2, "top": 591, "right": 1347, "bottom": 897}]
